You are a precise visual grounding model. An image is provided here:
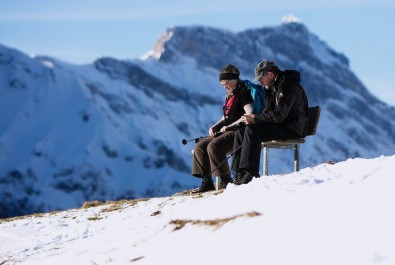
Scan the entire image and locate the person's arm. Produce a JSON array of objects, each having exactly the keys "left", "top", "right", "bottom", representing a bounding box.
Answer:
[
  {"left": 222, "top": 103, "right": 253, "bottom": 131},
  {"left": 209, "top": 117, "right": 225, "bottom": 136},
  {"left": 255, "top": 84, "right": 295, "bottom": 123}
]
